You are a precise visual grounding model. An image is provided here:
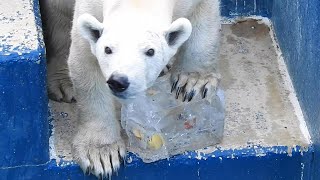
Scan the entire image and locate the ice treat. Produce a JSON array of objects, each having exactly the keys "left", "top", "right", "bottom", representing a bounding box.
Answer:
[{"left": 121, "top": 74, "right": 225, "bottom": 163}]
